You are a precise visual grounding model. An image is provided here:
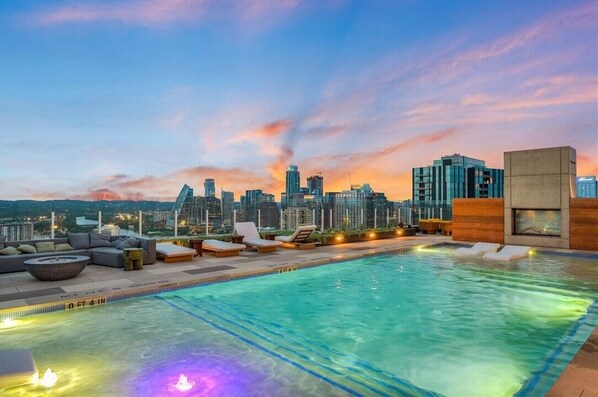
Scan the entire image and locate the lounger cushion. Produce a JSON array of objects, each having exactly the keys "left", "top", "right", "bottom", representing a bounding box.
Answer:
[
  {"left": 453, "top": 242, "right": 500, "bottom": 257},
  {"left": 156, "top": 243, "right": 196, "bottom": 256},
  {"left": 234, "top": 222, "right": 283, "bottom": 248},
  {"left": 203, "top": 240, "right": 246, "bottom": 252},
  {"left": 483, "top": 246, "right": 530, "bottom": 261}
]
